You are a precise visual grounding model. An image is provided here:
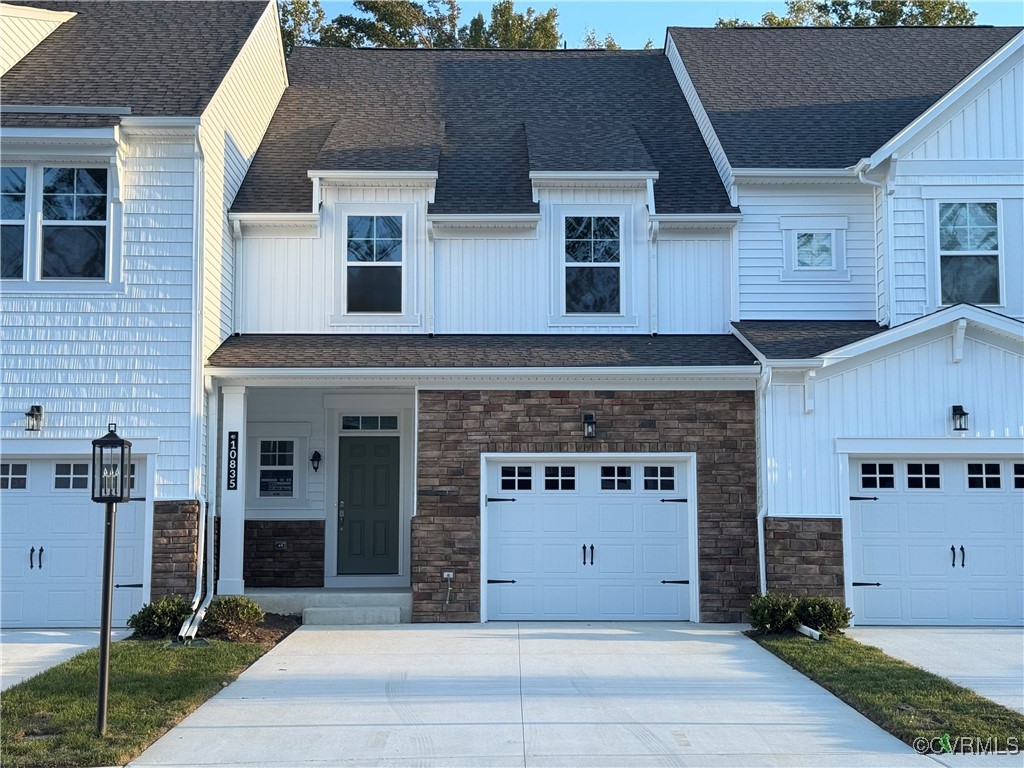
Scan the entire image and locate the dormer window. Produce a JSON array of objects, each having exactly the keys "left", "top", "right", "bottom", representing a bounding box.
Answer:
[
  {"left": 564, "top": 215, "right": 620, "bottom": 314},
  {"left": 939, "top": 202, "right": 999, "bottom": 305}
]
